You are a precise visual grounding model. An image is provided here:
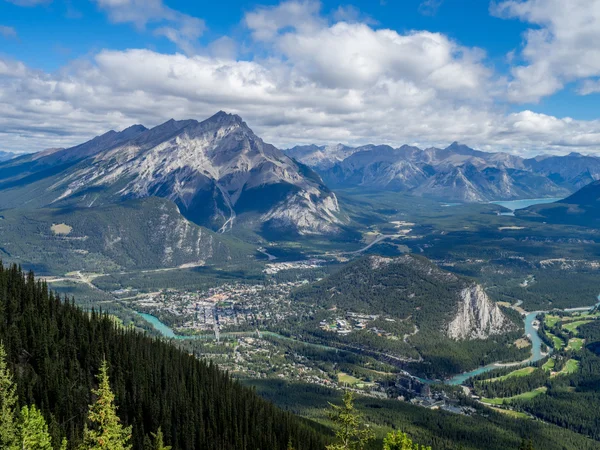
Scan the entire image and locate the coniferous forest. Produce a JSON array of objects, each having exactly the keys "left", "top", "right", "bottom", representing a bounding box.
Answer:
[{"left": 0, "top": 263, "right": 328, "bottom": 450}]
